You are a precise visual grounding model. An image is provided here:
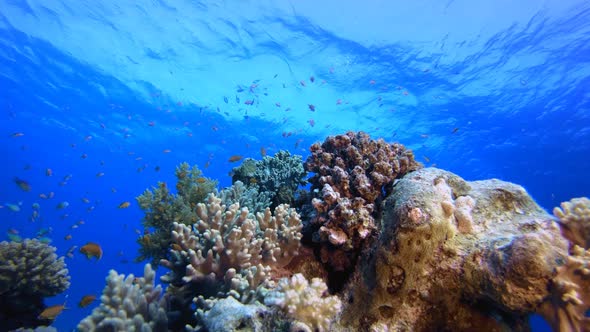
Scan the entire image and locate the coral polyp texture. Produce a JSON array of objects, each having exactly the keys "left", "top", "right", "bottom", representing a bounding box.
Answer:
[
  {"left": 304, "top": 131, "right": 422, "bottom": 272},
  {"left": 0, "top": 239, "right": 70, "bottom": 331},
  {"left": 77, "top": 263, "right": 168, "bottom": 332},
  {"left": 554, "top": 197, "right": 590, "bottom": 249},
  {"left": 338, "top": 167, "right": 575, "bottom": 331},
  {"left": 265, "top": 273, "right": 342, "bottom": 332}
]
